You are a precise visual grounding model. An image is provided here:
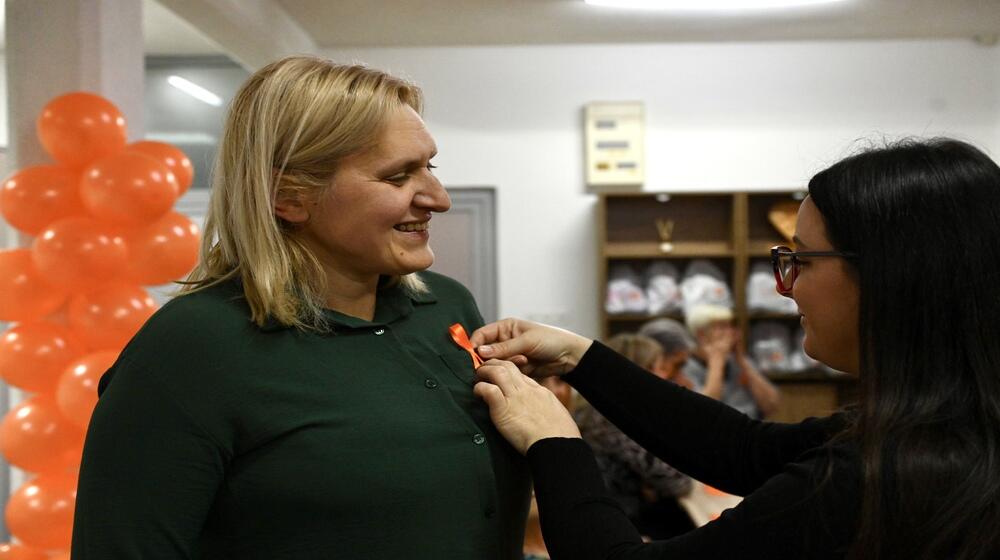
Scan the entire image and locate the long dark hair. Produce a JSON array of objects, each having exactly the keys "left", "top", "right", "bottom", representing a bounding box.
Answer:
[{"left": 808, "top": 138, "right": 1000, "bottom": 559}]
